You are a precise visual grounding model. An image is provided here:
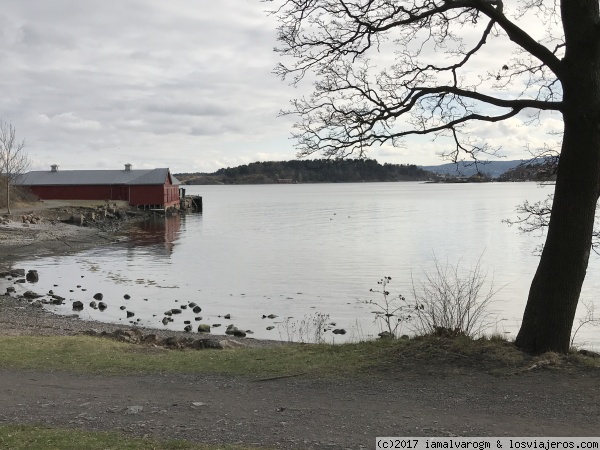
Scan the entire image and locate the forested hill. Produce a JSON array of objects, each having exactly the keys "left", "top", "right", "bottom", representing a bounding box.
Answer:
[{"left": 176, "top": 159, "right": 433, "bottom": 185}]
